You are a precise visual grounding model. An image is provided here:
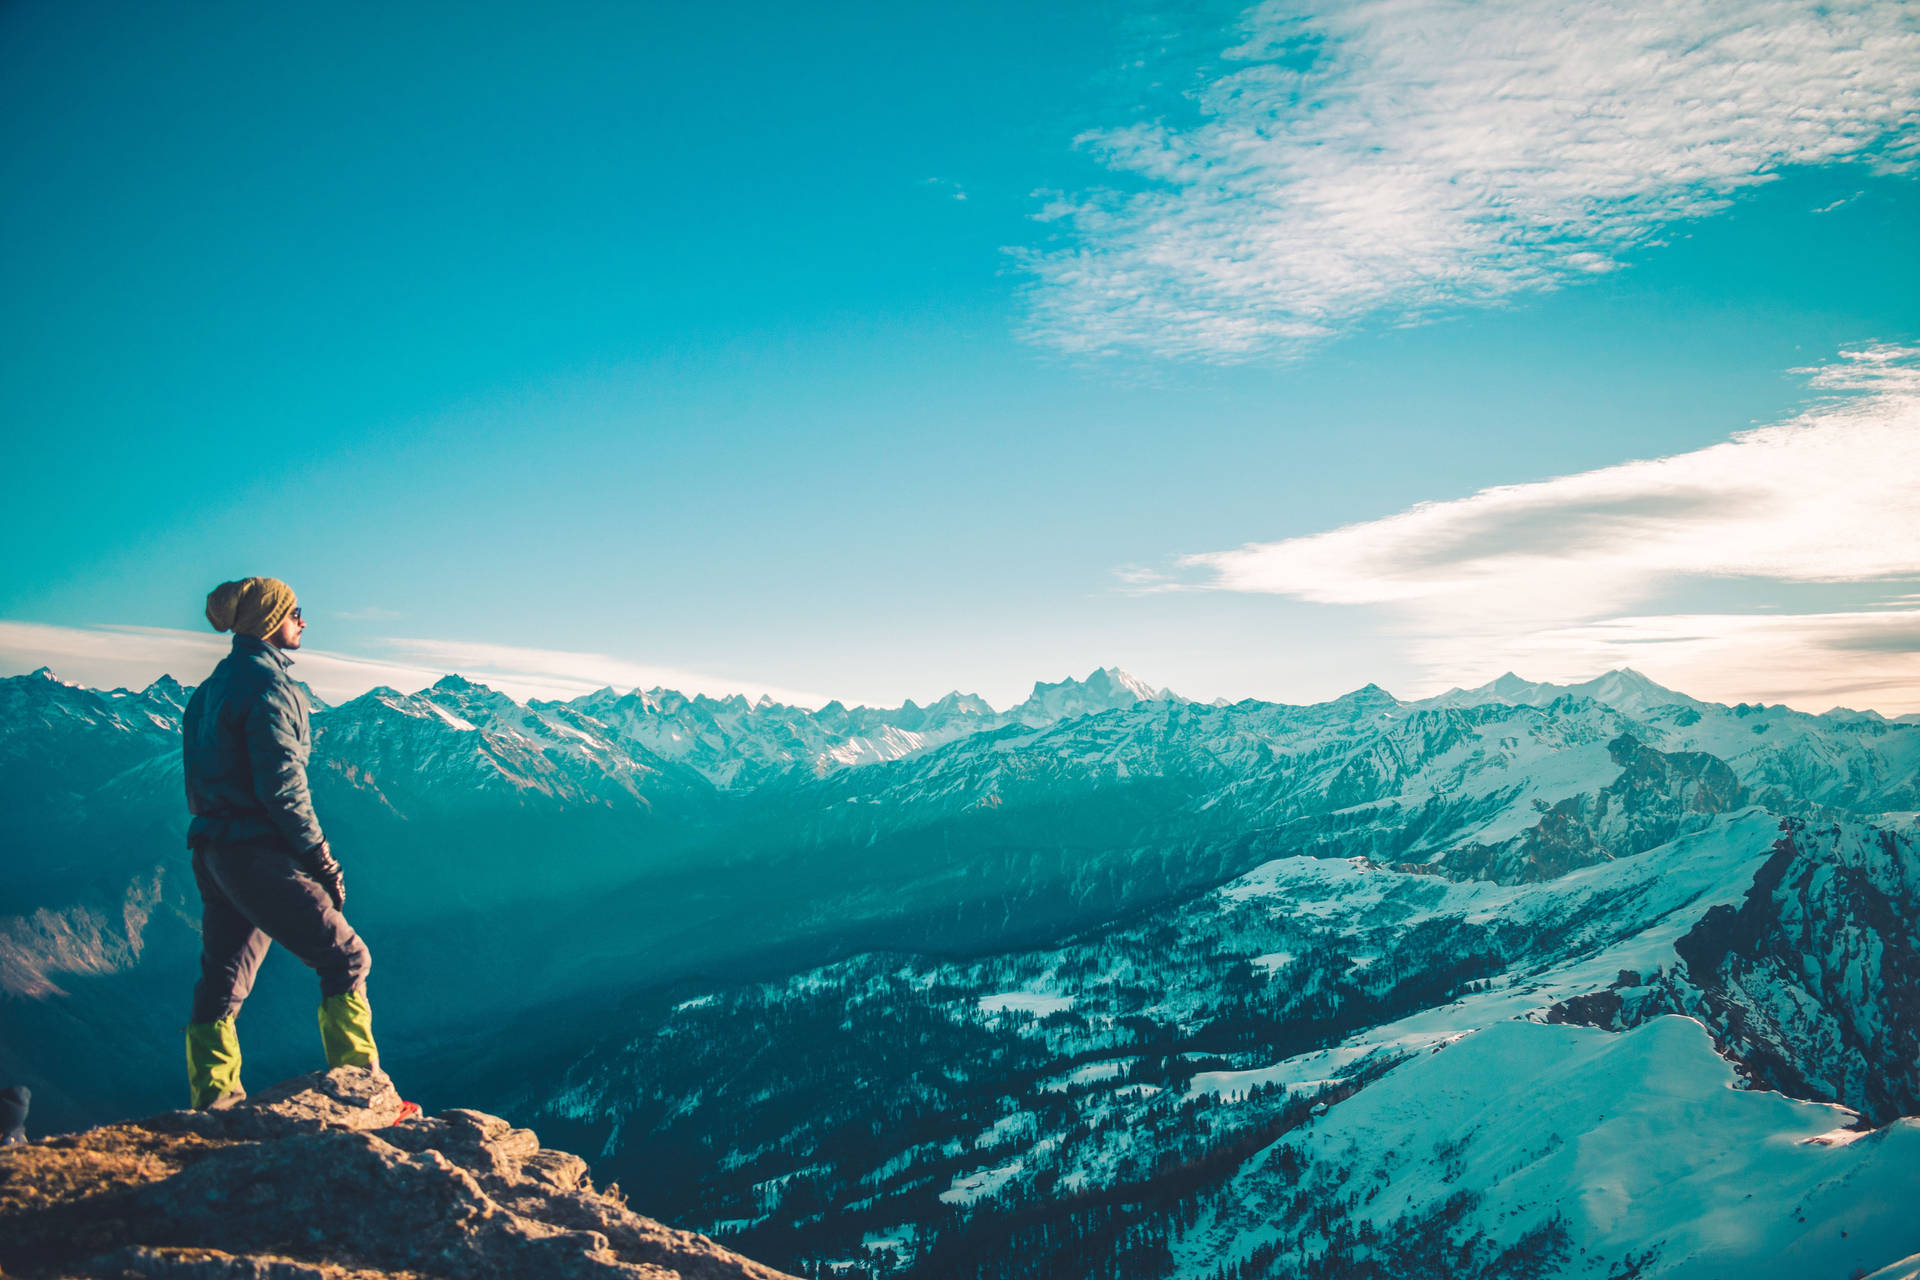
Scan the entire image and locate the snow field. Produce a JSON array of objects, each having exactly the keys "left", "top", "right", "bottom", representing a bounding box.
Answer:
[{"left": 1176, "top": 1016, "right": 1920, "bottom": 1279}]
